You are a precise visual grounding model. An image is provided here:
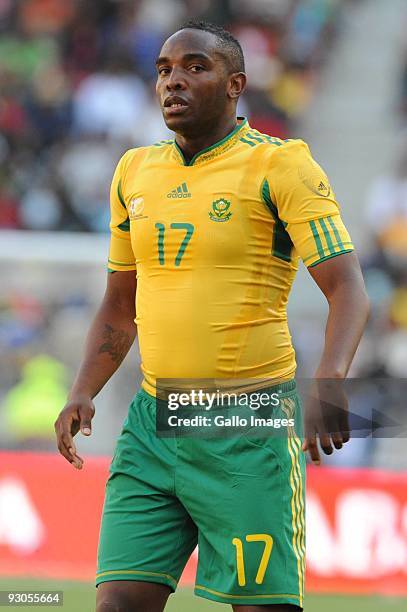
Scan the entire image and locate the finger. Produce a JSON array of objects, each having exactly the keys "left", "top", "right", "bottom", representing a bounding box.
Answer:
[
  {"left": 303, "top": 437, "right": 321, "bottom": 465},
  {"left": 69, "top": 449, "right": 84, "bottom": 469},
  {"left": 303, "top": 422, "right": 316, "bottom": 446},
  {"left": 55, "top": 414, "right": 83, "bottom": 469},
  {"left": 332, "top": 432, "right": 343, "bottom": 450},
  {"left": 342, "top": 429, "right": 351, "bottom": 444},
  {"left": 60, "top": 428, "right": 83, "bottom": 468},
  {"left": 339, "top": 412, "right": 350, "bottom": 443},
  {"left": 65, "top": 444, "right": 83, "bottom": 469},
  {"left": 57, "top": 440, "right": 82, "bottom": 468},
  {"left": 79, "top": 406, "right": 93, "bottom": 436},
  {"left": 55, "top": 421, "right": 72, "bottom": 462},
  {"left": 57, "top": 440, "right": 73, "bottom": 463},
  {"left": 66, "top": 442, "right": 83, "bottom": 469},
  {"left": 319, "top": 434, "right": 333, "bottom": 455},
  {"left": 61, "top": 431, "right": 76, "bottom": 457}
]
